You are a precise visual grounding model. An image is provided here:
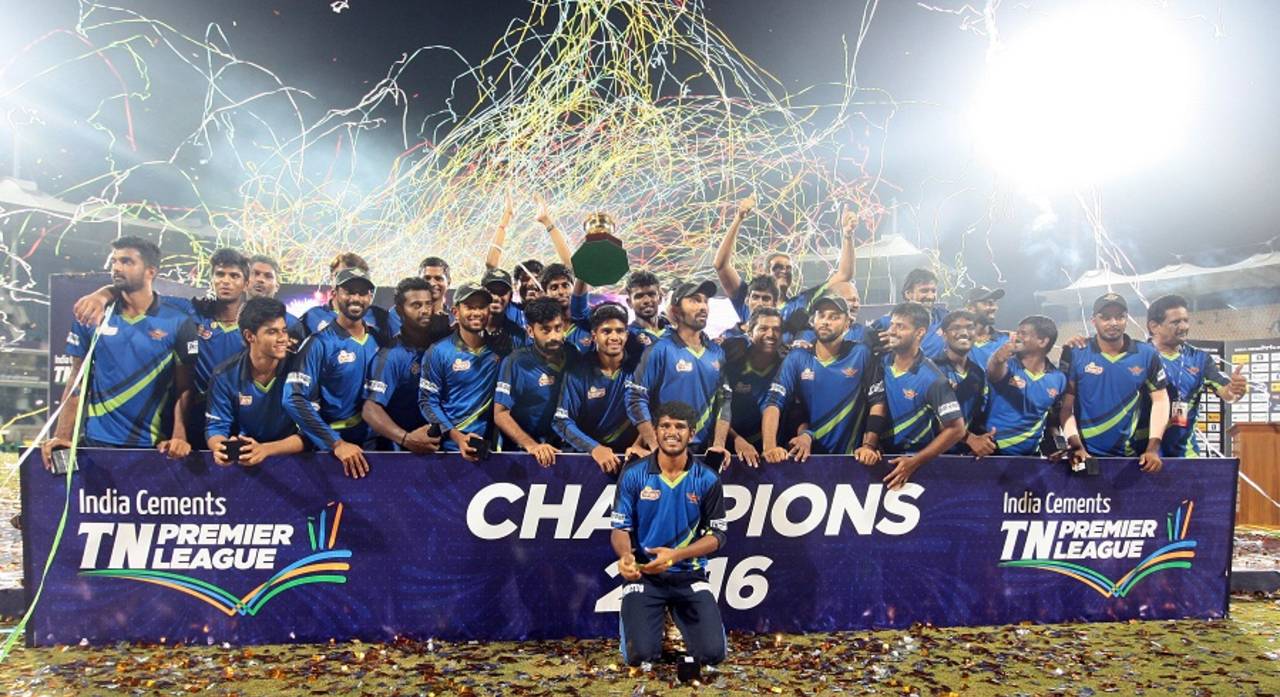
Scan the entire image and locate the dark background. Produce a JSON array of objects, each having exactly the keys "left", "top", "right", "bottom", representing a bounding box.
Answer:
[{"left": 2, "top": 0, "right": 1277, "bottom": 323}]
